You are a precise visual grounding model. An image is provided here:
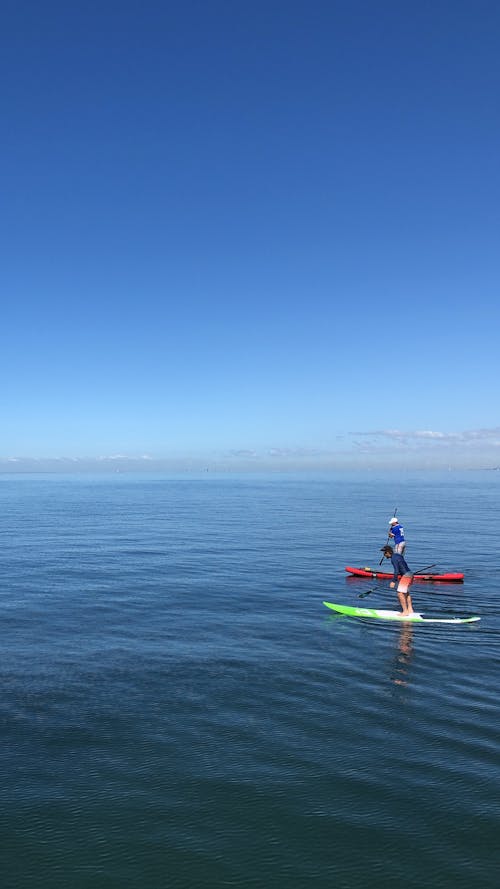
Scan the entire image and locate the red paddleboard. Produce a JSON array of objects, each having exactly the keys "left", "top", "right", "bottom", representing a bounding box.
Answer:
[{"left": 345, "top": 566, "right": 464, "bottom": 583}]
